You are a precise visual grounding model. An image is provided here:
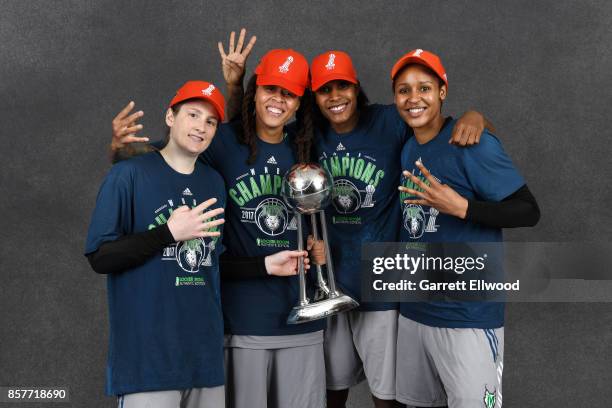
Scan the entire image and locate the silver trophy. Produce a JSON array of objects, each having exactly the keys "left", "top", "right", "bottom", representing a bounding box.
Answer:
[{"left": 281, "top": 163, "right": 359, "bottom": 324}]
